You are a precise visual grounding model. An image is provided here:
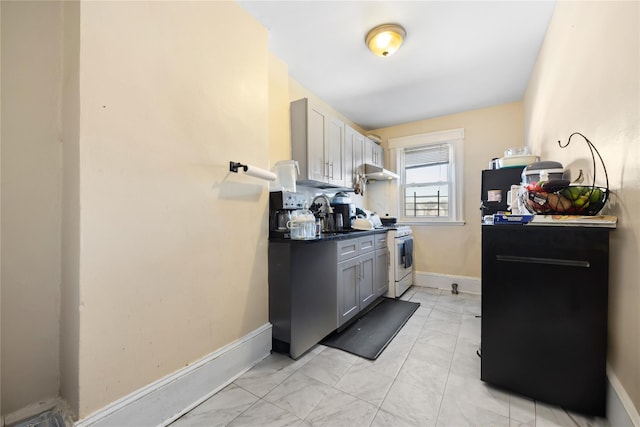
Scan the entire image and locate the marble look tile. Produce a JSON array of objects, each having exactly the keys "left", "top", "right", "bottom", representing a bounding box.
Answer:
[
  {"left": 422, "top": 317, "right": 461, "bottom": 336},
  {"left": 458, "top": 313, "right": 481, "bottom": 345},
  {"left": 264, "top": 372, "right": 332, "bottom": 419},
  {"left": 334, "top": 363, "right": 395, "bottom": 406},
  {"left": 233, "top": 353, "right": 296, "bottom": 397},
  {"left": 462, "top": 294, "right": 482, "bottom": 316},
  {"left": 535, "top": 402, "right": 579, "bottom": 427},
  {"left": 227, "top": 399, "right": 301, "bottom": 427},
  {"left": 428, "top": 308, "right": 463, "bottom": 324},
  {"left": 509, "top": 394, "right": 535, "bottom": 427},
  {"left": 434, "top": 293, "right": 467, "bottom": 314},
  {"left": 303, "top": 388, "right": 377, "bottom": 427},
  {"left": 406, "top": 289, "right": 441, "bottom": 307},
  {"left": 416, "top": 329, "right": 458, "bottom": 352},
  {"left": 443, "top": 372, "right": 510, "bottom": 418},
  {"left": 297, "top": 347, "right": 356, "bottom": 386},
  {"left": 171, "top": 384, "right": 258, "bottom": 427},
  {"left": 379, "top": 378, "right": 442, "bottom": 427},
  {"left": 449, "top": 336, "right": 481, "bottom": 378},
  {"left": 371, "top": 408, "right": 428, "bottom": 427},
  {"left": 351, "top": 339, "right": 411, "bottom": 379},
  {"left": 534, "top": 402, "right": 608, "bottom": 427},
  {"left": 395, "top": 342, "right": 451, "bottom": 395},
  {"left": 436, "top": 392, "right": 510, "bottom": 427}
]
